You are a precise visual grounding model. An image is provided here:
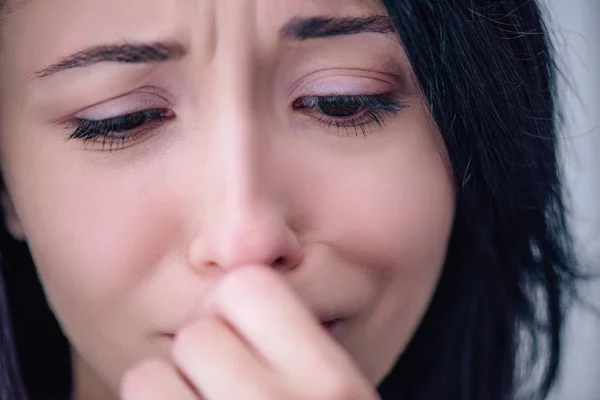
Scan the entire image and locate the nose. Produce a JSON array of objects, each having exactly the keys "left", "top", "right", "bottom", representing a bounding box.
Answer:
[
  {"left": 189, "top": 197, "right": 304, "bottom": 272},
  {"left": 186, "top": 18, "right": 304, "bottom": 274},
  {"left": 186, "top": 113, "right": 304, "bottom": 274}
]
